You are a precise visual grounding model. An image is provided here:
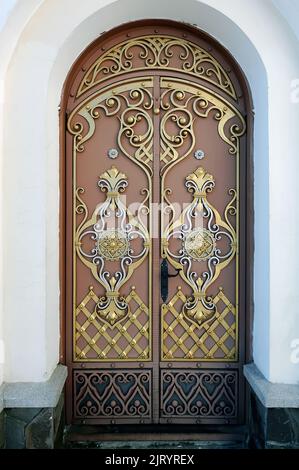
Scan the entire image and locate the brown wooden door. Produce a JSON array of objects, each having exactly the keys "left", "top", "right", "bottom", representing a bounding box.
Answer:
[{"left": 64, "top": 21, "right": 248, "bottom": 426}]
